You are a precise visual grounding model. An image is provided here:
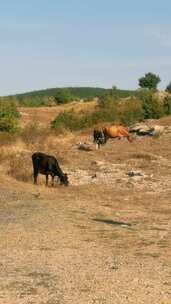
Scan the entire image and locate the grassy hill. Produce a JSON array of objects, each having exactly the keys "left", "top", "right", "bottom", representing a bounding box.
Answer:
[
  {"left": 16, "top": 87, "right": 137, "bottom": 99},
  {"left": 0, "top": 87, "right": 137, "bottom": 107},
  {"left": 15, "top": 87, "right": 108, "bottom": 99}
]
